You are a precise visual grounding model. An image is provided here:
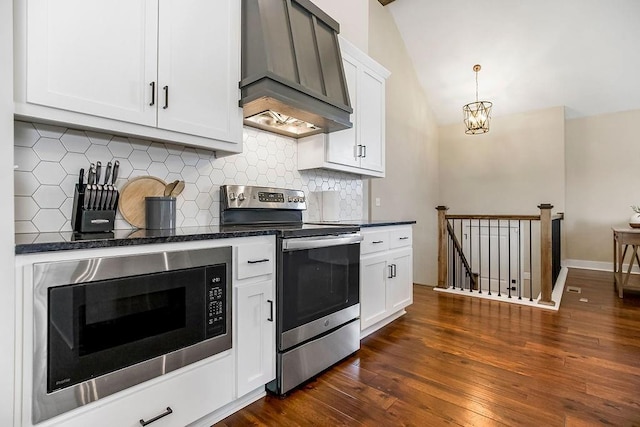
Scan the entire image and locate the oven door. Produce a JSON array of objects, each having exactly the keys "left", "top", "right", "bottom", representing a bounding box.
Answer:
[{"left": 279, "top": 233, "right": 362, "bottom": 351}]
